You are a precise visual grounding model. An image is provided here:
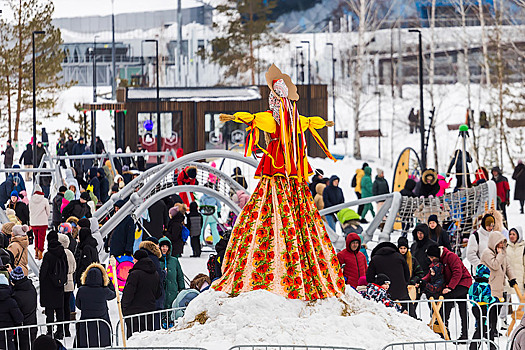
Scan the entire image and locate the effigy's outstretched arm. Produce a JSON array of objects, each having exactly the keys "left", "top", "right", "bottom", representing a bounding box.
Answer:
[{"left": 298, "top": 116, "right": 336, "bottom": 161}]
